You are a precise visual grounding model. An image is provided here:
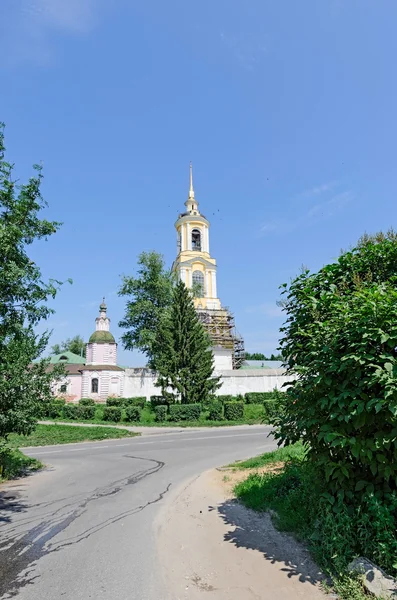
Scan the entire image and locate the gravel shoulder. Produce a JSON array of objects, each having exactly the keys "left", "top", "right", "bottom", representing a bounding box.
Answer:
[{"left": 156, "top": 468, "right": 331, "bottom": 600}]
